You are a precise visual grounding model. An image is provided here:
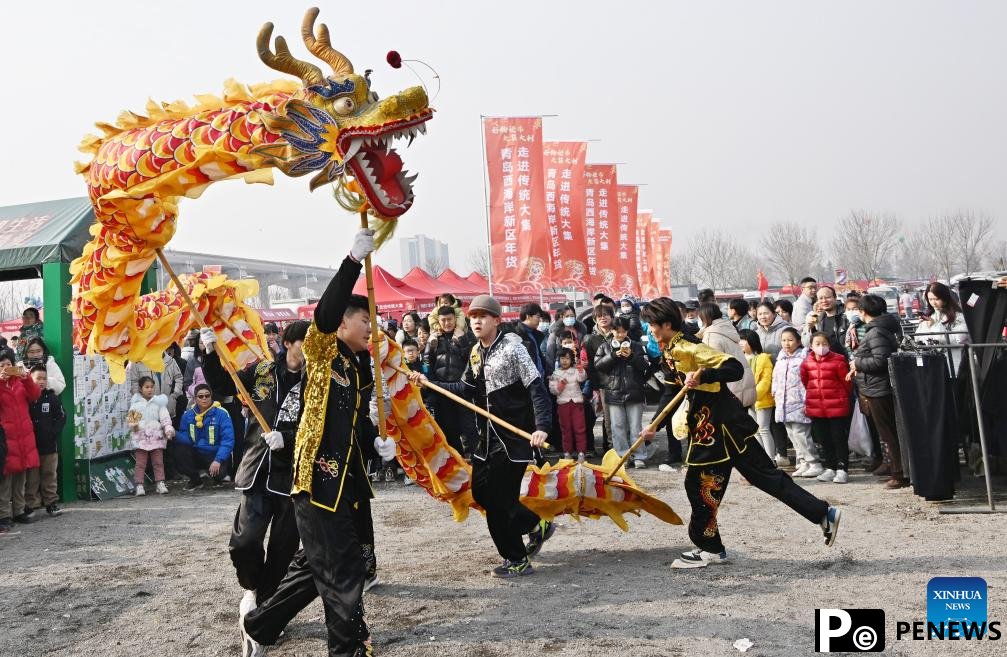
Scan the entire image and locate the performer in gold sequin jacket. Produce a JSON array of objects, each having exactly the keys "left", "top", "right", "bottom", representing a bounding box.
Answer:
[
  {"left": 640, "top": 298, "right": 841, "bottom": 570},
  {"left": 244, "top": 229, "right": 380, "bottom": 657}
]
